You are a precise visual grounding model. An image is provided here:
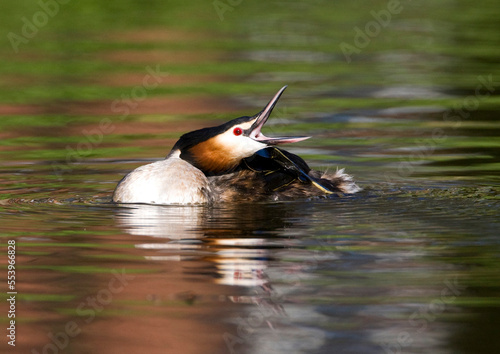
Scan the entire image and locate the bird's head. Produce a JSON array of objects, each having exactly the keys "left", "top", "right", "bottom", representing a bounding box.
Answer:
[{"left": 169, "top": 86, "right": 309, "bottom": 175}]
